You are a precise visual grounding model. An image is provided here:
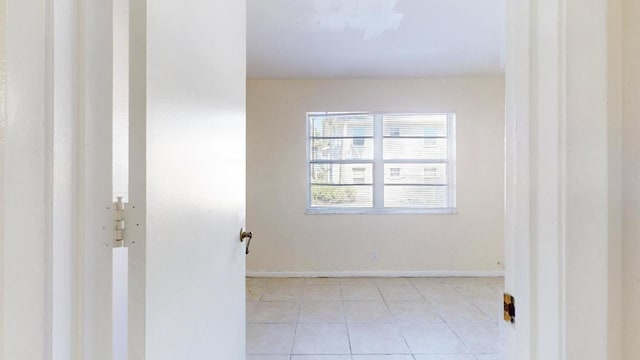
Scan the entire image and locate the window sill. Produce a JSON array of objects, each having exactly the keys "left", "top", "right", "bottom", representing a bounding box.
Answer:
[{"left": 305, "top": 207, "right": 458, "bottom": 215}]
